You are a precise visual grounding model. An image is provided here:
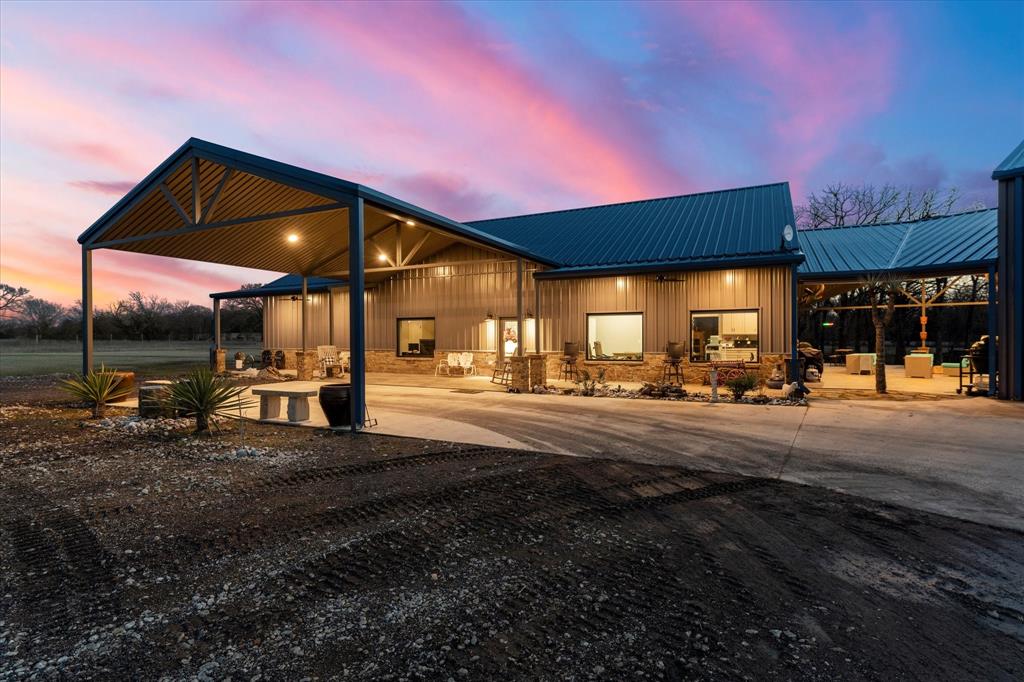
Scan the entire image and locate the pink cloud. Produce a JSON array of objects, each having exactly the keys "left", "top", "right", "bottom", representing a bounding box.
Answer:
[
  {"left": 268, "top": 1, "right": 689, "bottom": 205},
  {"left": 68, "top": 180, "right": 138, "bottom": 196},
  {"left": 666, "top": 1, "right": 898, "bottom": 198},
  {"left": 389, "top": 172, "right": 498, "bottom": 222}
]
